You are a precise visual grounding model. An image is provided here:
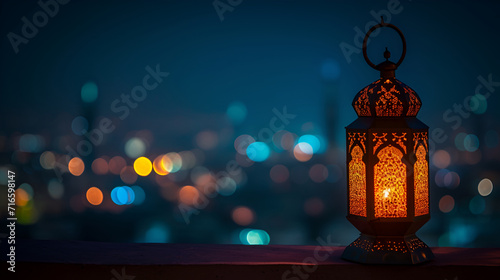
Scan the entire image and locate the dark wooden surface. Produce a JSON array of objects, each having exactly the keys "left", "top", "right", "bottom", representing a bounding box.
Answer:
[{"left": 1, "top": 239, "right": 499, "bottom": 279}]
